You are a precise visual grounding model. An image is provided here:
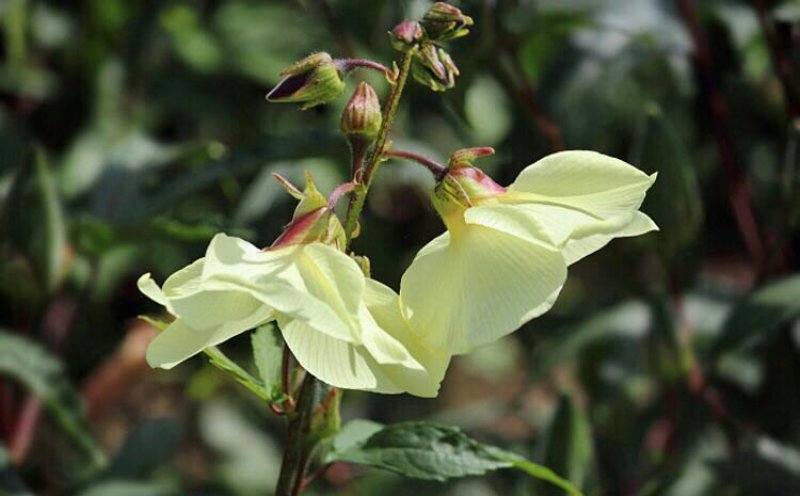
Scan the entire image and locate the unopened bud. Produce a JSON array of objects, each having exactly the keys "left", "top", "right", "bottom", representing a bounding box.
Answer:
[
  {"left": 421, "top": 2, "right": 473, "bottom": 41},
  {"left": 266, "top": 52, "right": 345, "bottom": 110},
  {"left": 341, "top": 82, "right": 383, "bottom": 143},
  {"left": 390, "top": 21, "right": 423, "bottom": 51},
  {"left": 412, "top": 44, "right": 459, "bottom": 92},
  {"left": 270, "top": 172, "right": 347, "bottom": 249}
]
